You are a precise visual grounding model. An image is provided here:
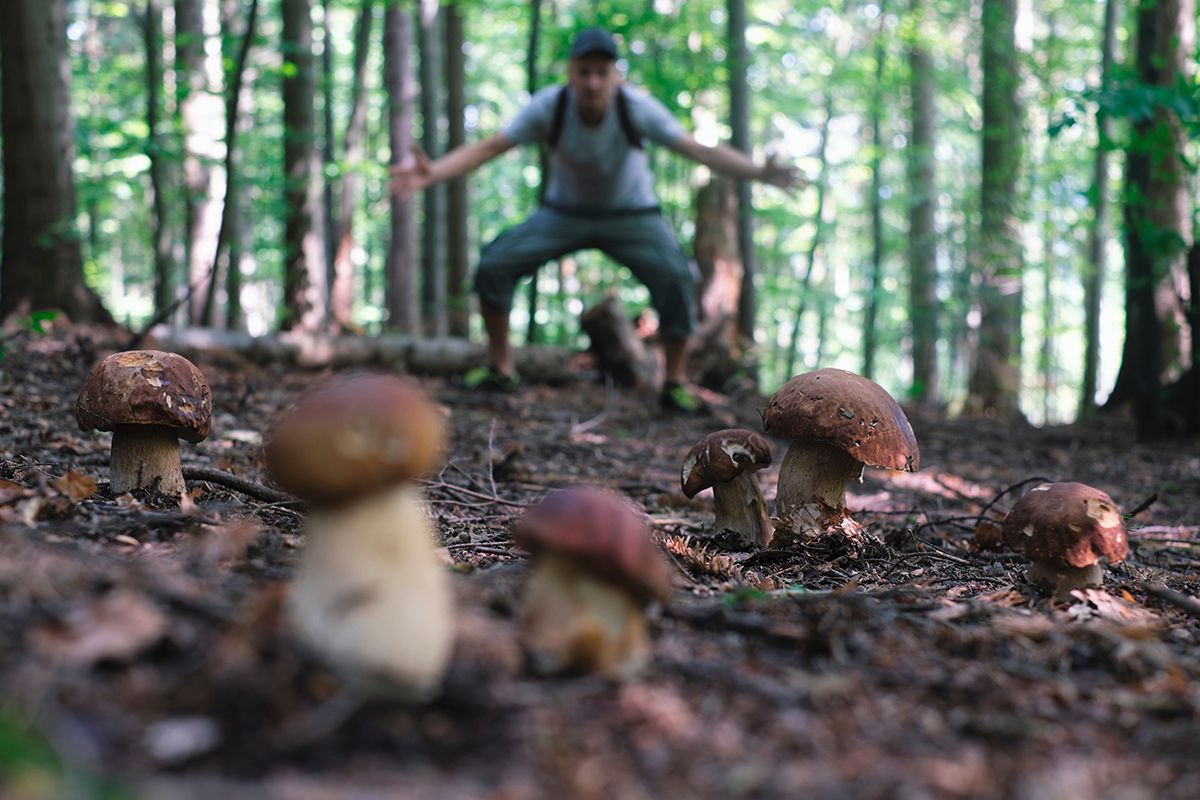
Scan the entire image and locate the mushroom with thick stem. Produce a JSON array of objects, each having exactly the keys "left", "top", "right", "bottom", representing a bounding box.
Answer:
[
  {"left": 681, "top": 429, "right": 773, "bottom": 548},
  {"left": 1002, "top": 482, "right": 1129, "bottom": 600},
  {"left": 761, "top": 368, "right": 919, "bottom": 540},
  {"left": 76, "top": 350, "right": 212, "bottom": 496},
  {"left": 265, "top": 373, "right": 452, "bottom": 699},
  {"left": 514, "top": 486, "right": 671, "bottom": 679}
]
